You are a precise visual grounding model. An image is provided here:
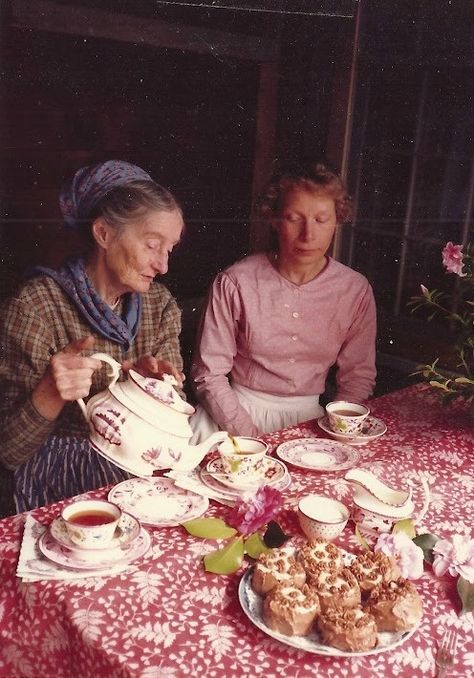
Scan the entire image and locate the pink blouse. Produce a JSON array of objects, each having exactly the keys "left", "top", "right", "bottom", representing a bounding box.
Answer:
[{"left": 191, "top": 254, "right": 377, "bottom": 435}]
